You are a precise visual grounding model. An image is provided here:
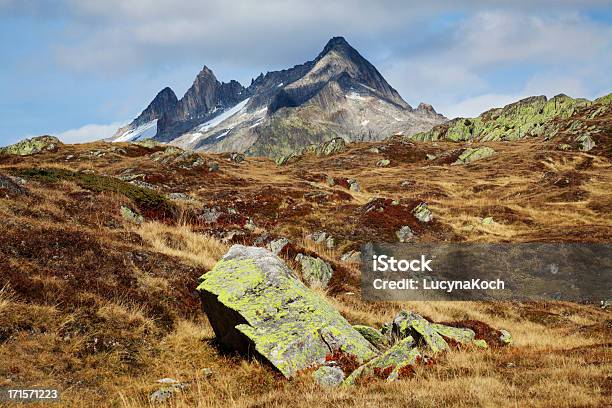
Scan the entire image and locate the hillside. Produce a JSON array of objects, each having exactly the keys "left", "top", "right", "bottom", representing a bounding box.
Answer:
[{"left": 1, "top": 92, "right": 611, "bottom": 406}]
